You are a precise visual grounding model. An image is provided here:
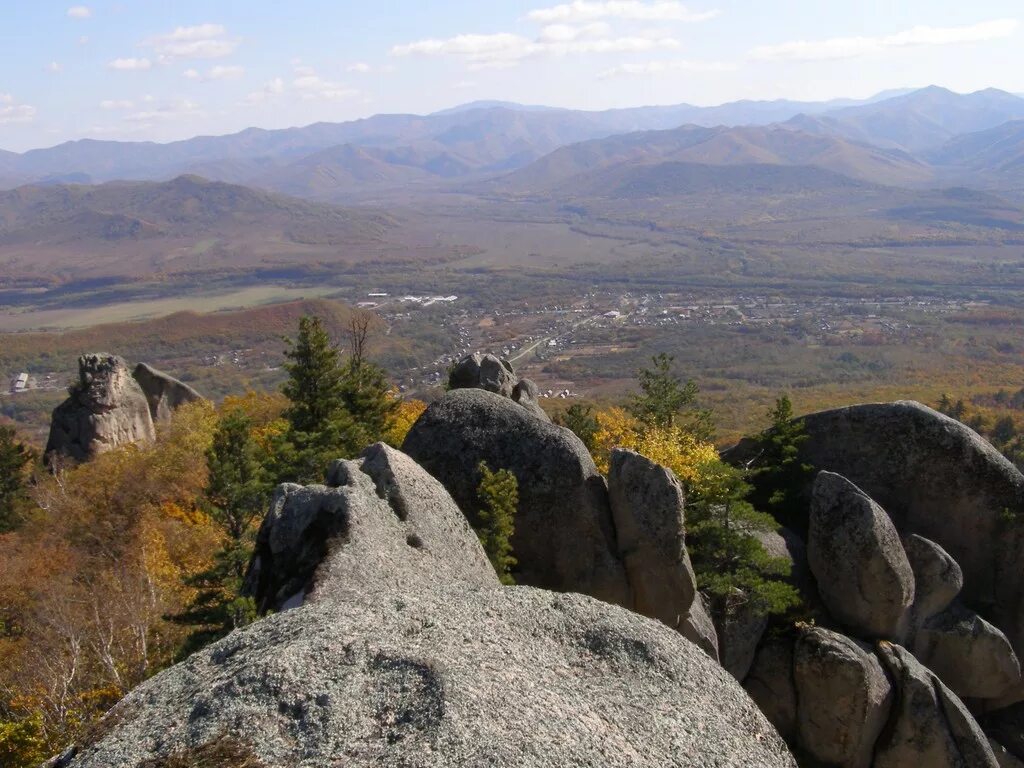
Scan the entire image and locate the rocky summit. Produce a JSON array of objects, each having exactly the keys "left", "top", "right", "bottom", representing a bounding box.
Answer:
[{"left": 54, "top": 443, "right": 794, "bottom": 768}]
